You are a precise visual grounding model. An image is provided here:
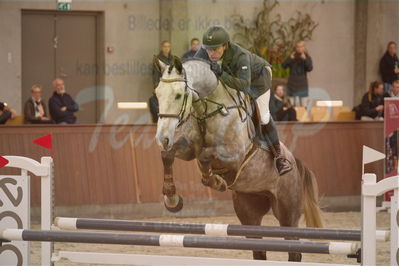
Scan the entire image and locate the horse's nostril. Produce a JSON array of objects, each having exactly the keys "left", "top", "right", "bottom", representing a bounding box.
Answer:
[{"left": 163, "top": 138, "right": 169, "bottom": 147}]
